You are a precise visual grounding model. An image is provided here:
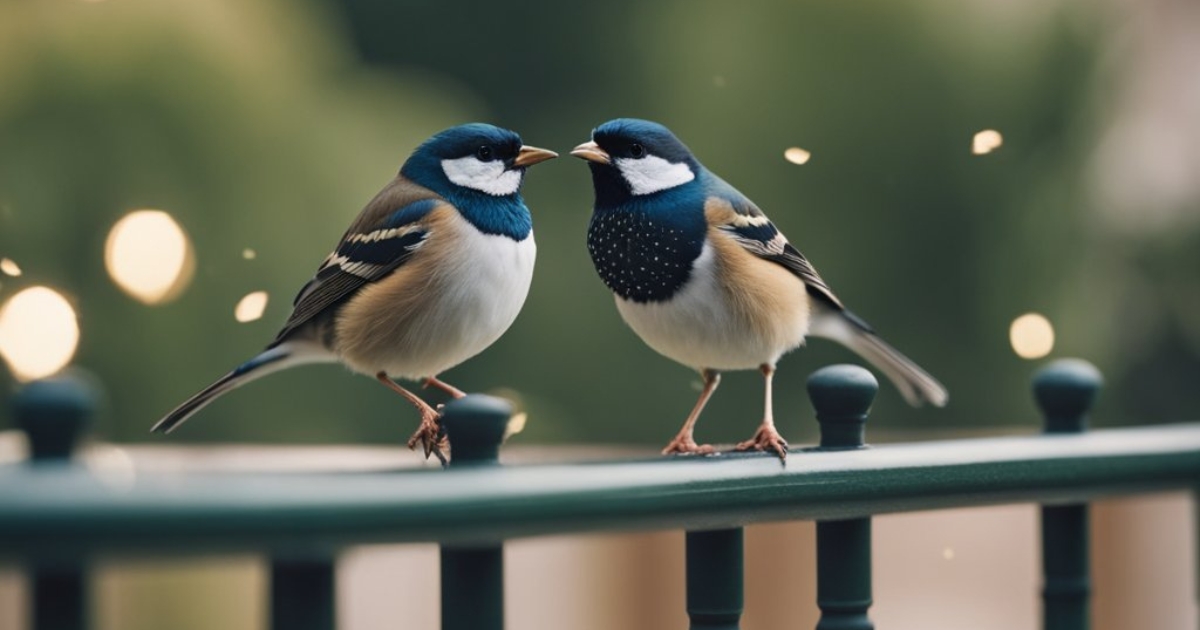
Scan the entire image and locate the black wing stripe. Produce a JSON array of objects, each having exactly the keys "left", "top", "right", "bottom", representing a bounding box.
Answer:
[
  {"left": 720, "top": 226, "right": 845, "bottom": 311},
  {"left": 334, "top": 230, "right": 426, "bottom": 268},
  {"left": 778, "top": 242, "right": 843, "bottom": 310},
  {"left": 270, "top": 197, "right": 442, "bottom": 346}
]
